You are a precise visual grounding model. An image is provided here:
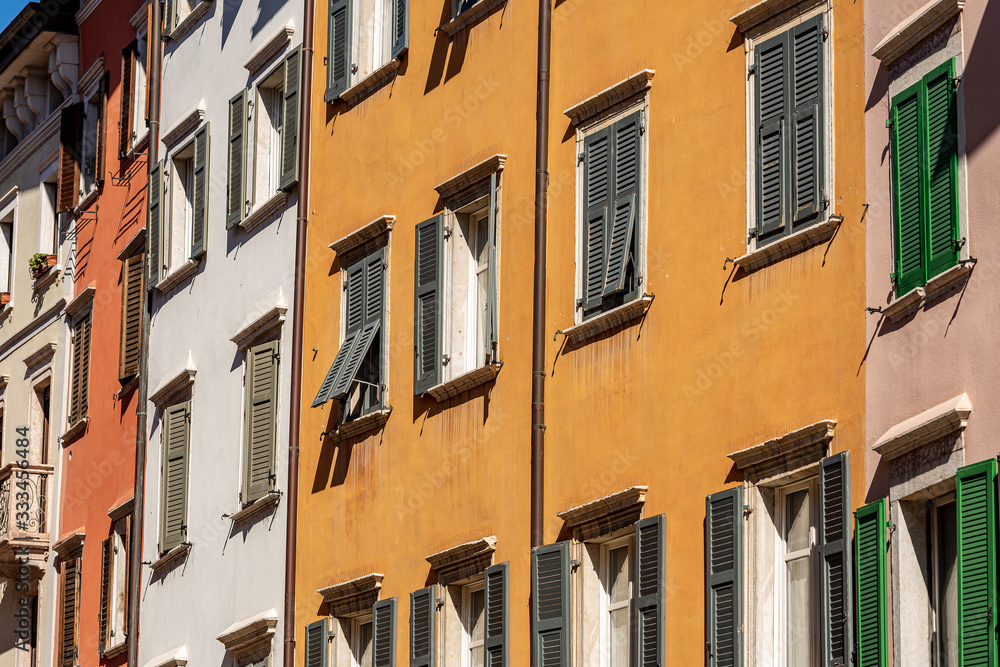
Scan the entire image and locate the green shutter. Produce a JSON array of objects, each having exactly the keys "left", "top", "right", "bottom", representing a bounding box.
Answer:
[
  {"left": 819, "top": 452, "right": 851, "bottom": 667},
  {"left": 923, "top": 60, "right": 959, "bottom": 279},
  {"left": 191, "top": 122, "right": 209, "bottom": 258},
  {"left": 373, "top": 597, "right": 396, "bottom": 667},
  {"left": 854, "top": 498, "right": 887, "bottom": 667},
  {"left": 957, "top": 459, "right": 998, "bottom": 667},
  {"left": 635, "top": 514, "right": 665, "bottom": 667},
  {"left": 531, "top": 541, "right": 570, "bottom": 667},
  {"left": 790, "top": 15, "right": 825, "bottom": 225},
  {"left": 755, "top": 31, "right": 787, "bottom": 238},
  {"left": 280, "top": 46, "right": 301, "bottom": 191},
  {"left": 486, "top": 172, "right": 499, "bottom": 364},
  {"left": 304, "top": 619, "right": 329, "bottom": 667},
  {"left": 414, "top": 215, "right": 443, "bottom": 394},
  {"left": 243, "top": 340, "right": 278, "bottom": 505},
  {"left": 603, "top": 111, "right": 640, "bottom": 299},
  {"left": 892, "top": 81, "right": 924, "bottom": 296},
  {"left": 706, "top": 487, "right": 742, "bottom": 667},
  {"left": 583, "top": 126, "right": 611, "bottom": 311},
  {"left": 326, "top": 0, "right": 351, "bottom": 101},
  {"left": 227, "top": 90, "right": 247, "bottom": 228},
  {"left": 391, "top": 0, "right": 408, "bottom": 59},
  {"left": 410, "top": 587, "right": 435, "bottom": 667},
  {"left": 148, "top": 159, "right": 163, "bottom": 286},
  {"left": 160, "top": 402, "right": 190, "bottom": 553},
  {"left": 484, "top": 561, "right": 508, "bottom": 667}
]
